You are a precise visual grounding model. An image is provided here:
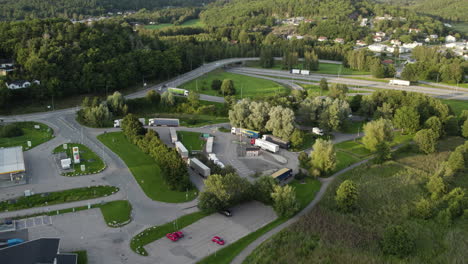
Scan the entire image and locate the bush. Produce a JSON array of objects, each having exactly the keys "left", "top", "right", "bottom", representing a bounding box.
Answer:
[
  {"left": 414, "top": 129, "right": 438, "bottom": 154},
  {"left": 271, "top": 185, "right": 299, "bottom": 218},
  {"left": 335, "top": 180, "right": 358, "bottom": 212},
  {"left": 0, "top": 123, "right": 23, "bottom": 138},
  {"left": 380, "top": 225, "right": 414, "bottom": 257}
]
